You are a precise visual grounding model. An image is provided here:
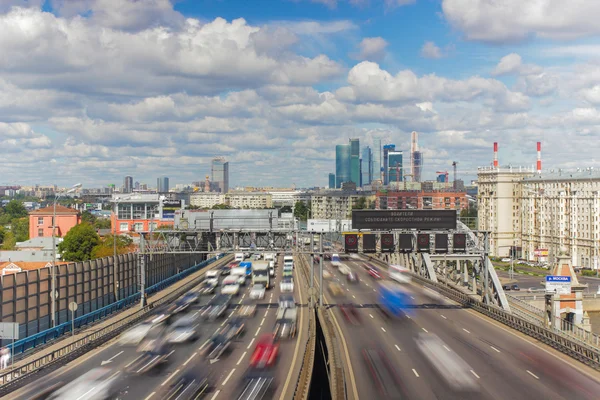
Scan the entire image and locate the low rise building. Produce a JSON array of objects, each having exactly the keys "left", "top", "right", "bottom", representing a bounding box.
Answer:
[
  {"left": 310, "top": 191, "right": 373, "bottom": 220},
  {"left": 190, "top": 193, "right": 226, "bottom": 209},
  {"left": 375, "top": 190, "right": 468, "bottom": 211},
  {"left": 111, "top": 194, "right": 180, "bottom": 234},
  {"left": 226, "top": 192, "right": 273, "bottom": 209},
  {"left": 29, "top": 205, "right": 80, "bottom": 239}
]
